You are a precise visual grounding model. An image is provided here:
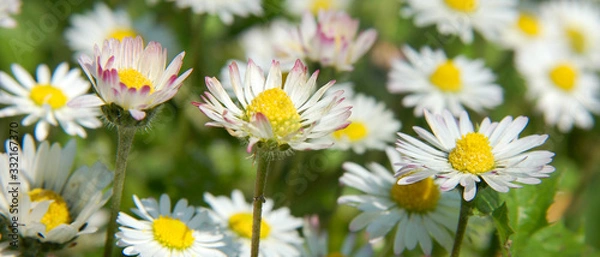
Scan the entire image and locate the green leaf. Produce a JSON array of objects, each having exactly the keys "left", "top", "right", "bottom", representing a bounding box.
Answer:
[
  {"left": 473, "top": 185, "right": 501, "bottom": 215},
  {"left": 521, "top": 222, "right": 597, "bottom": 257},
  {"left": 491, "top": 203, "right": 514, "bottom": 256}
]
